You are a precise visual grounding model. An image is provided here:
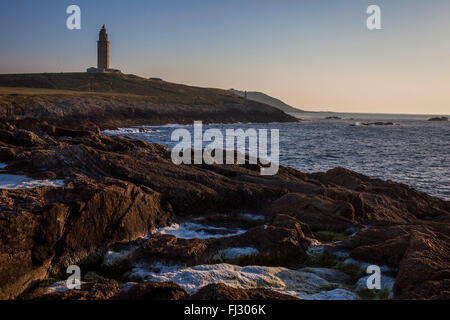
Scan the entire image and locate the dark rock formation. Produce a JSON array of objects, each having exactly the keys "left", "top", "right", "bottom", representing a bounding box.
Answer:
[
  {"left": 0, "top": 129, "right": 45, "bottom": 147},
  {"left": 428, "top": 117, "right": 448, "bottom": 122},
  {"left": 0, "top": 122, "right": 448, "bottom": 300},
  {"left": 129, "top": 235, "right": 209, "bottom": 267},
  {"left": 22, "top": 279, "right": 297, "bottom": 300},
  {"left": 113, "top": 280, "right": 188, "bottom": 300},
  {"left": 267, "top": 193, "right": 356, "bottom": 232},
  {"left": 340, "top": 222, "right": 450, "bottom": 299},
  {"left": 20, "top": 278, "right": 119, "bottom": 300},
  {"left": 187, "top": 283, "right": 300, "bottom": 300},
  {"left": 127, "top": 214, "right": 313, "bottom": 268}
]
